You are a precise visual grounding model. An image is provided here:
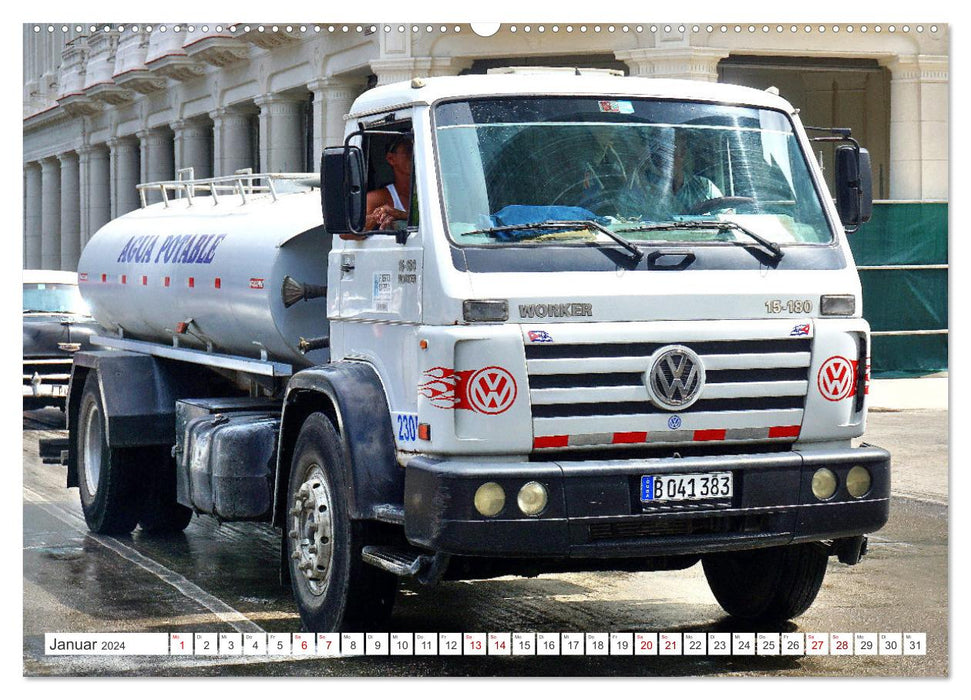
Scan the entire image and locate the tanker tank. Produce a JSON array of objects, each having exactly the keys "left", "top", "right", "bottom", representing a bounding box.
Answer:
[{"left": 77, "top": 176, "right": 332, "bottom": 368}]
